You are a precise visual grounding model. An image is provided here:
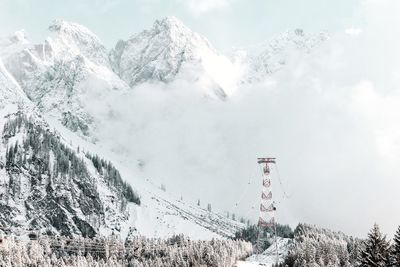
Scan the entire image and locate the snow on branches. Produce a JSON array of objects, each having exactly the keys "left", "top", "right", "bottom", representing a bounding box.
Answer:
[{"left": 0, "top": 234, "right": 252, "bottom": 267}]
